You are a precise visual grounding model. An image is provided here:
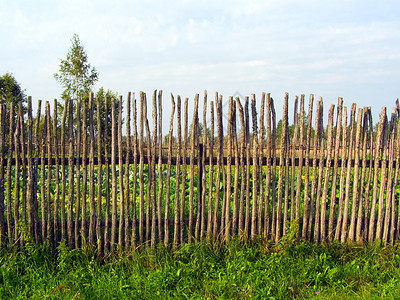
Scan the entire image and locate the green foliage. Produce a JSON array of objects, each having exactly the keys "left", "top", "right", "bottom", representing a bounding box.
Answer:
[
  {"left": 0, "top": 73, "right": 27, "bottom": 129},
  {"left": 2, "top": 240, "right": 400, "bottom": 299},
  {"left": 54, "top": 33, "right": 98, "bottom": 102},
  {"left": 93, "top": 87, "right": 120, "bottom": 138},
  {"left": 0, "top": 73, "right": 26, "bottom": 107}
]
